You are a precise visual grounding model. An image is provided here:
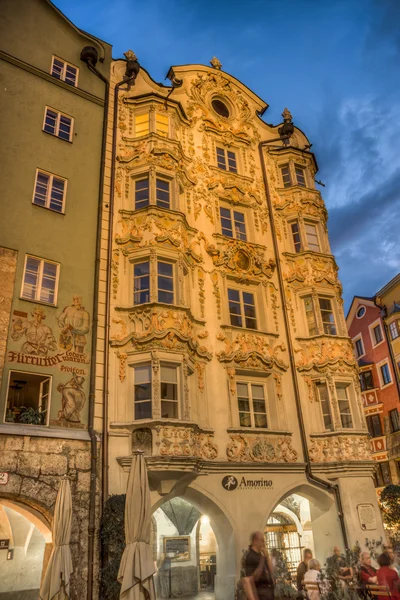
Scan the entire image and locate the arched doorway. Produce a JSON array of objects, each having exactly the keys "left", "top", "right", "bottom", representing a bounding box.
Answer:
[
  {"left": 265, "top": 485, "right": 343, "bottom": 573},
  {"left": 153, "top": 497, "right": 217, "bottom": 599},
  {"left": 0, "top": 500, "right": 52, "bottom": 599}
]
